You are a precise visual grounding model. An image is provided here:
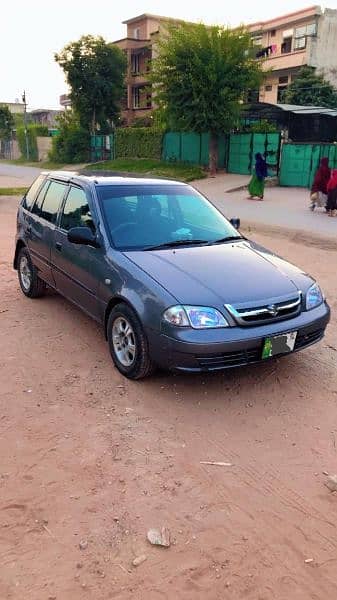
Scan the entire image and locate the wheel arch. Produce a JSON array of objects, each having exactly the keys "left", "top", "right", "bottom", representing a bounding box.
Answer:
[
  {"left": 104, "top": 295, "right": 141, "bottom": 340},
  {"left": 13, "top": 239, "right": 27, "bottom": 270}
]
